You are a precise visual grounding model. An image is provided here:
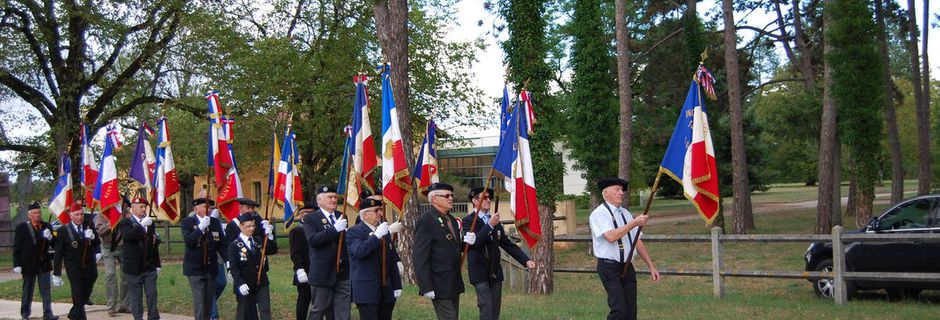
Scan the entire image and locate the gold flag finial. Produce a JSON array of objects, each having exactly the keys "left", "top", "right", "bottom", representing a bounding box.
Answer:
[{"left": 700, "top": 48, "right": 709, "bottom": 64}]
